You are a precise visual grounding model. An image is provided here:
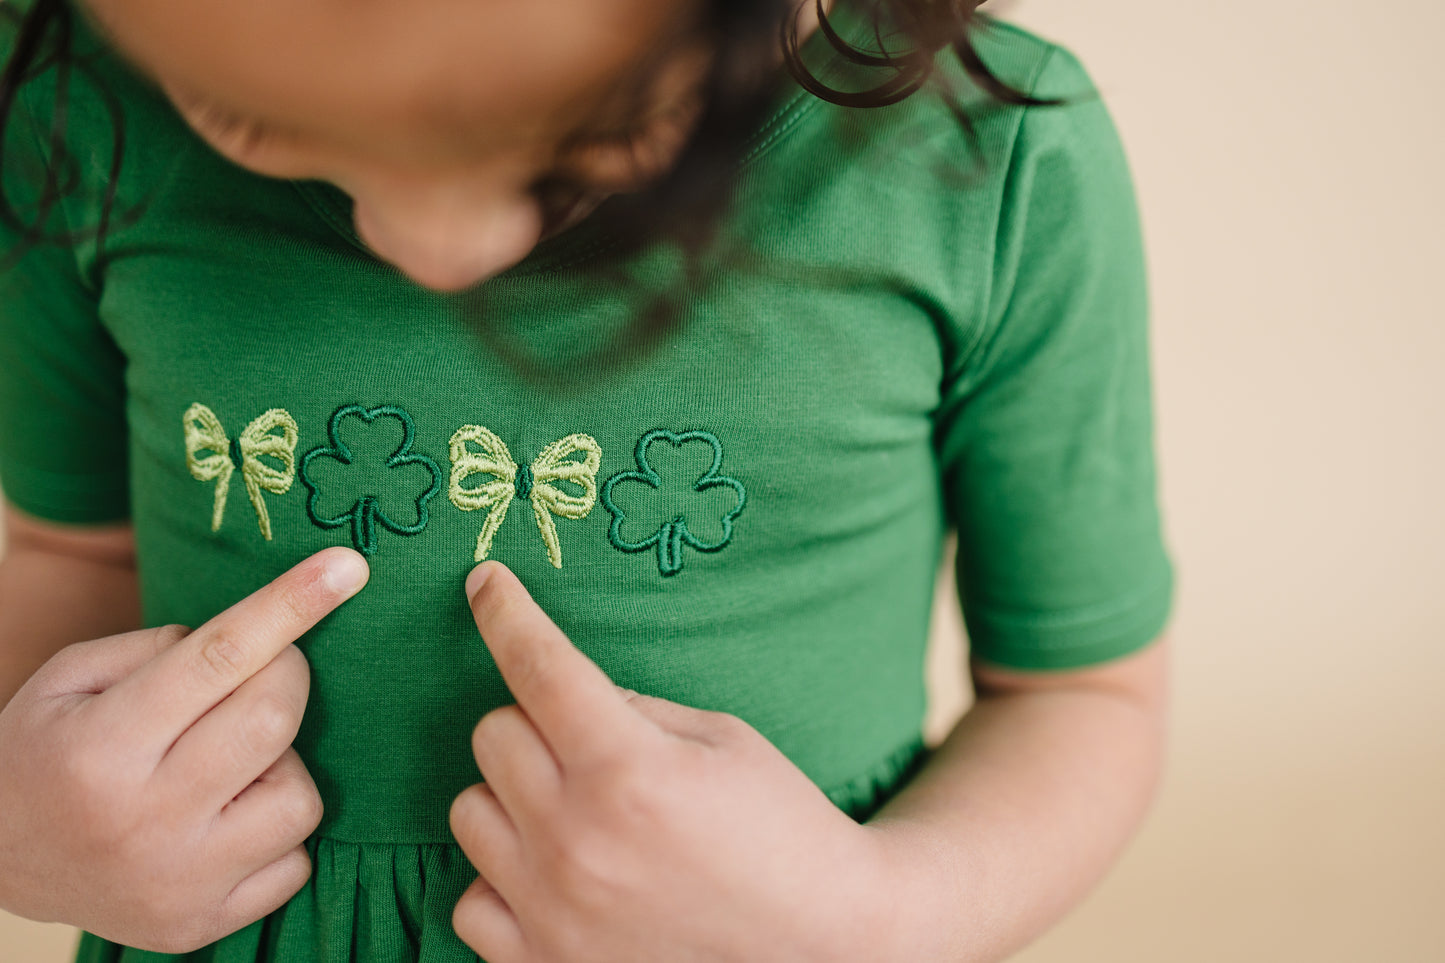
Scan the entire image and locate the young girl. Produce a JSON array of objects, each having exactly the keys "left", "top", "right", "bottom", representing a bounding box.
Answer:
[{"left": 0, "top": 0, "right": 1175, "bottom": 960}]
